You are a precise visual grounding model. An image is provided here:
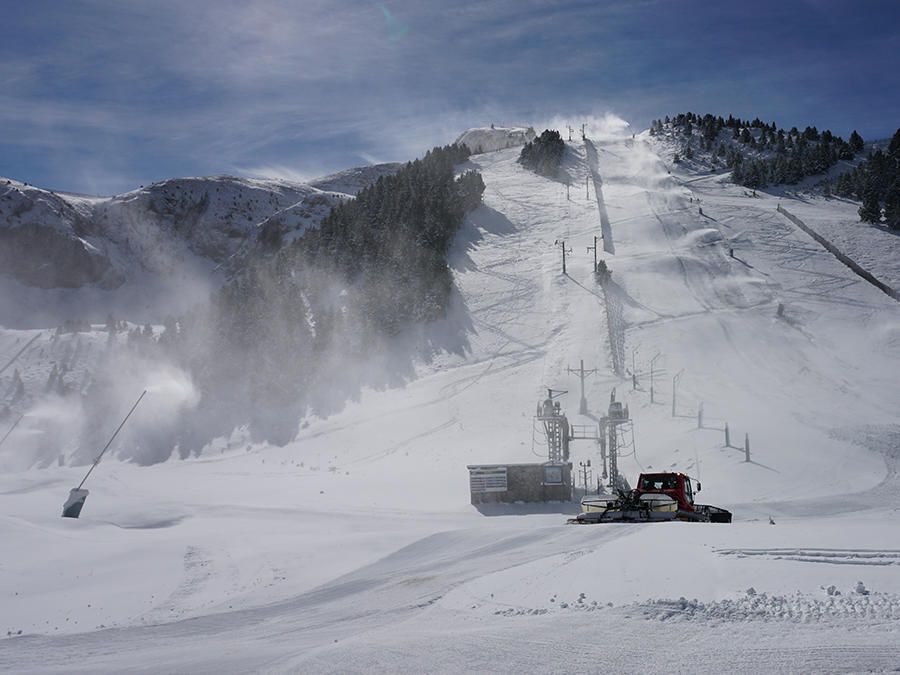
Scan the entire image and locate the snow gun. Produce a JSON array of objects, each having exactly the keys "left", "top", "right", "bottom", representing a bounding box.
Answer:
[{"left": 61, "top": 390, "right": 147, "bottom": 519}]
